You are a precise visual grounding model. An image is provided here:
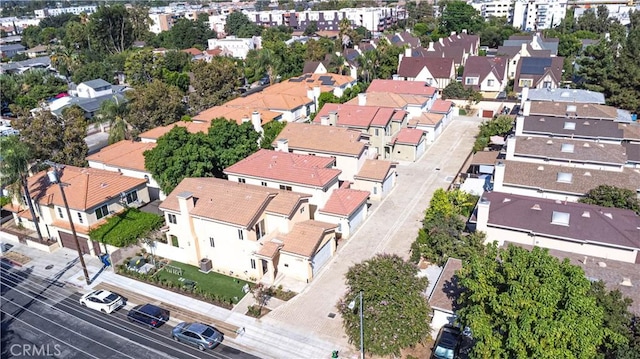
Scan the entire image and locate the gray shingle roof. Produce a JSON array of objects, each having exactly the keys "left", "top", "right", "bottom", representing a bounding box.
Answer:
[
  {"left": 80, "top": 79, "right": 112, "bottom": 89},
  {"left": 525, "top": 88, "right": 606, "bottom": 104}
]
